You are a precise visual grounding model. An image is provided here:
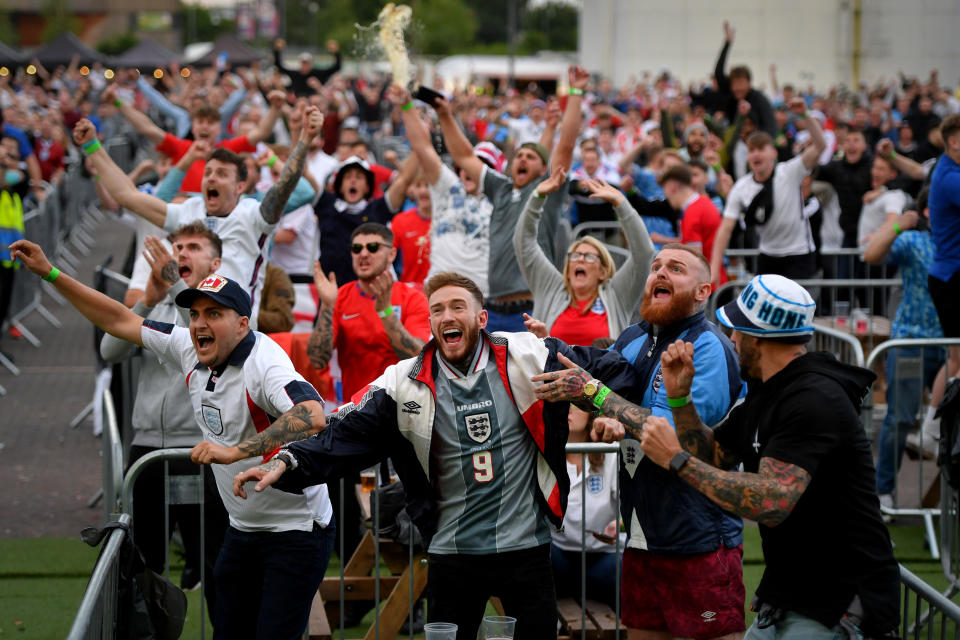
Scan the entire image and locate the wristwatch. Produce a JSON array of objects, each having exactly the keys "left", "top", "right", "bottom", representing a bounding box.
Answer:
[
  {"left": 583, "top": 378, "right": 602, "bottom": 400},
  {"left": 275, "top": 449, "right": 297, "bottom": 471},
  {"left": 669, "top": 450, "right": 692, "bottom": 475}
]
